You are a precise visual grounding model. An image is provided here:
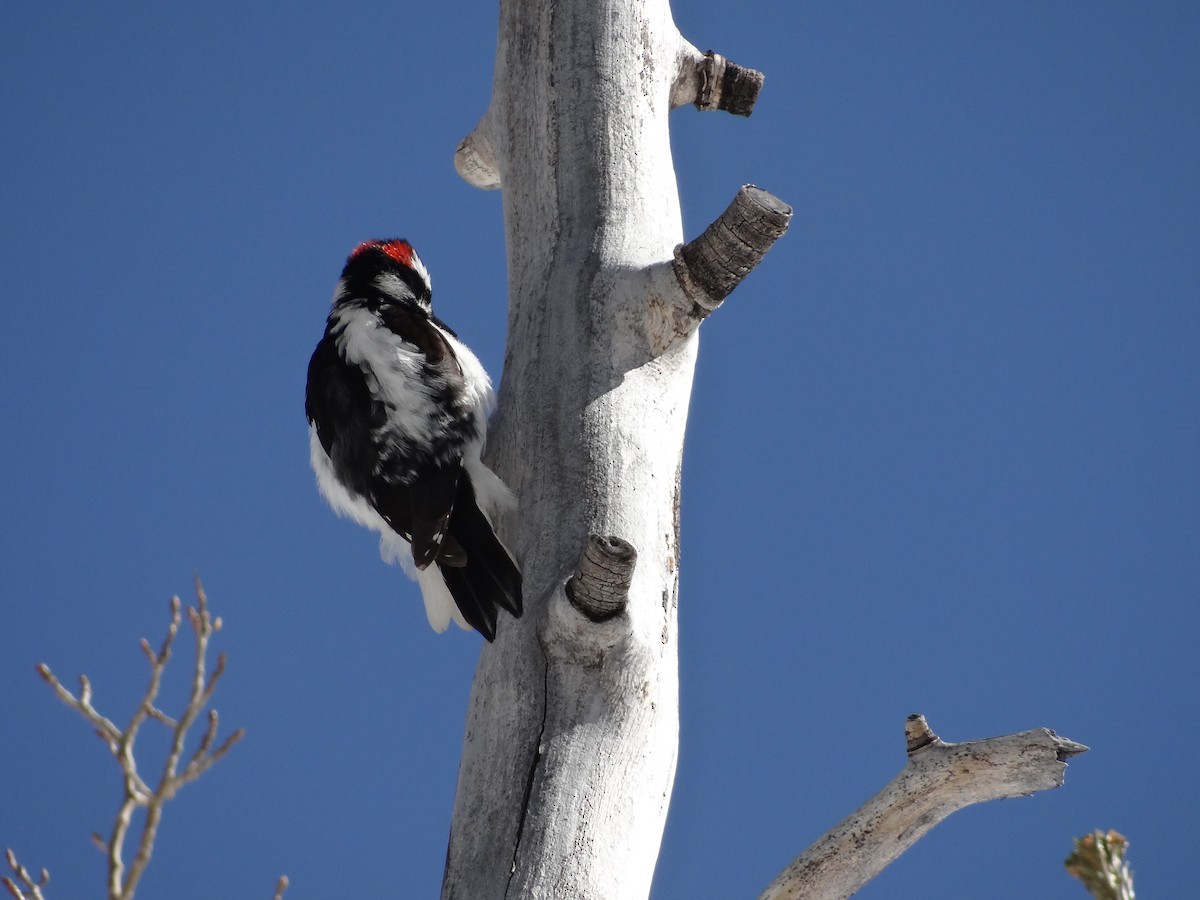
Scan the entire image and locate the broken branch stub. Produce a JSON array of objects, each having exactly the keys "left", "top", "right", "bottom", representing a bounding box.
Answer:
[
  {"left": 454, "top": 121, "right": 501, "bottom": 190},
  {"left": 674, "top": 184, "right": 792, "bottom": 317},
  {"left": 566, "top": 534, "right": 638, "bottom": 623},
  {"left": 695, "top": 51, "right": 765, "bottom": 116}
]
